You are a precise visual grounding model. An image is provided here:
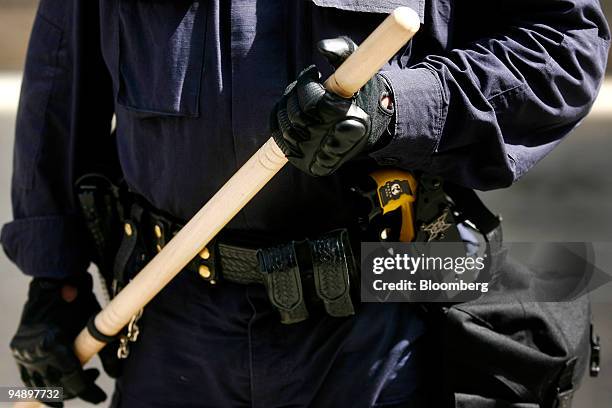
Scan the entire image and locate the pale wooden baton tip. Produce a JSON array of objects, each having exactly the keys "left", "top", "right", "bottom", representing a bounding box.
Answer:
[
  {"left": 391, "top": 7, "right": 421, "bottom": 35},
  {"left": 324, "top": 6, "right": 421, "bottom": 98}
]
